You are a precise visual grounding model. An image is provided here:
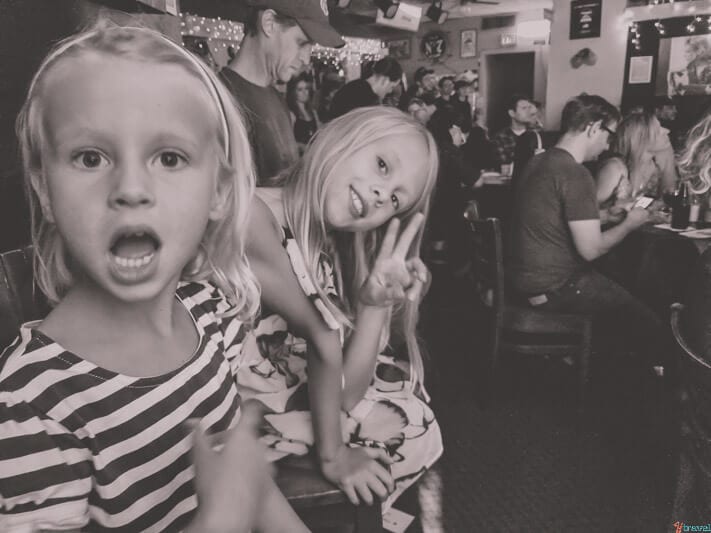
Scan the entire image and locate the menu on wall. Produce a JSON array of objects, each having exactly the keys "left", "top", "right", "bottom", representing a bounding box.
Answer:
[{"left": 570, "top": 0, "right": 602, "bottom": 40}]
